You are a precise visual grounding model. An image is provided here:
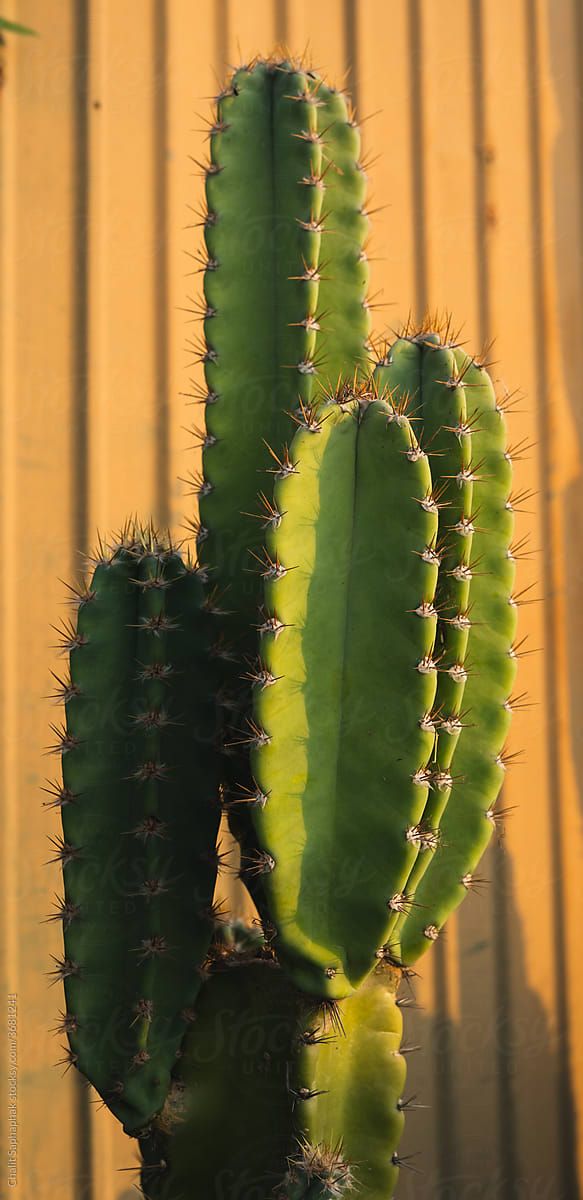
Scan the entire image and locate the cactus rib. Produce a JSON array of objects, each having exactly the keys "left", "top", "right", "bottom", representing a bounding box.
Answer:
[
  {"left": 199, "top": 59, "right": 323, "bottom": 652},
  {"left": 313, "top": 82, "right": 371, "bottom": 390},
  {"left": 399, "top": 349, "right": 517, "bottom": 962},
  {"left": 374, "top": 329, "right": 475, "bottom": 945}
]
